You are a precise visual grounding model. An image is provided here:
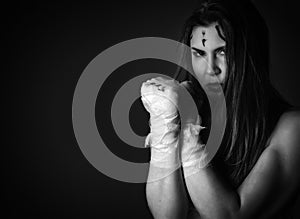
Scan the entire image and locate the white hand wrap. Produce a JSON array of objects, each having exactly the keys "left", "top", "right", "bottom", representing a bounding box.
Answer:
[
  {"left": 181, "top": 115, "right": 209, "bottom": 177},
  {"left": 141, "top": 77, "right": 181, "bottom": 169}
]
